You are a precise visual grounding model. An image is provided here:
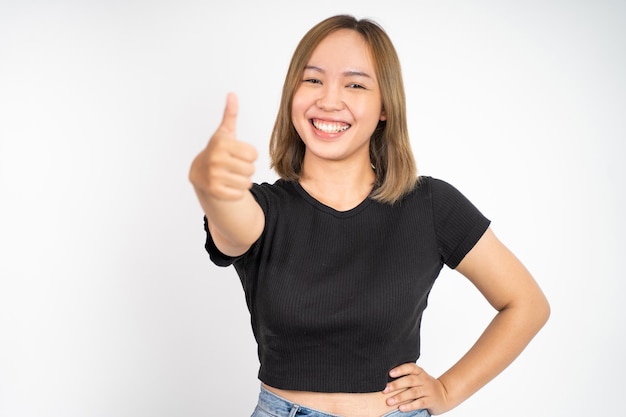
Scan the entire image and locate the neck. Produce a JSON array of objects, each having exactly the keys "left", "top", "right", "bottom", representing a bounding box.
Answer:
[{"left": 299, "top": 157, "right": 375, "bottom": 211}]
